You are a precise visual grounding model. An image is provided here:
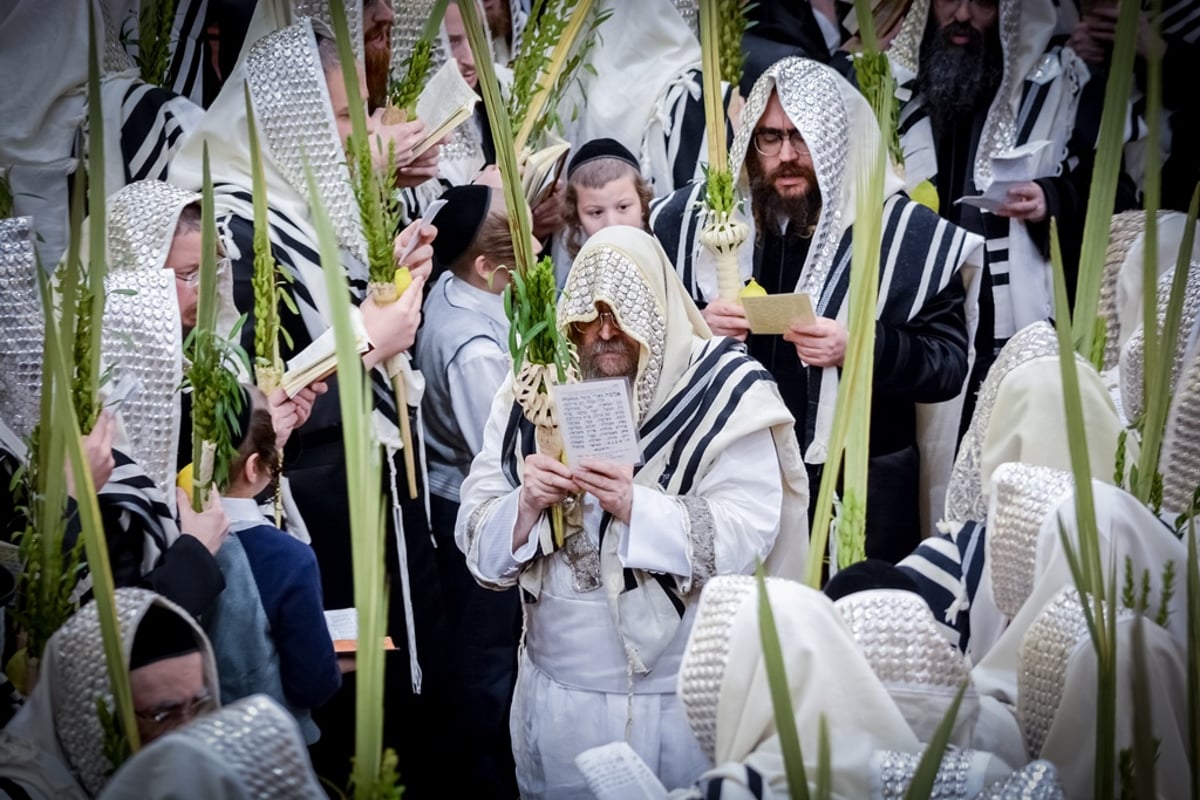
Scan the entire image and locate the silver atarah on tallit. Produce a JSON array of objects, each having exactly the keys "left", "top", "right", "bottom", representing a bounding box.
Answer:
[
  {"left": 102, "top": 180, "right": 195, "bottom": 501},
  {"left": 559, "top": 244, "right": 667, "bottom": 421},
  {"left": 1097, "top": 210, "right": 1150, "bottom": 371},
  {"left": 976, "top": 760, "right": 1064, "bottom": 799},
  {"left": 973, "top": 0, "right": 1021, "bottom": 187},
  {"left": 245, "top": 19, "right": 369, "bottom": 265},
  {"left": 835, "top": 590, "right": 971, "bottom": 741},
  {"left": 730, "top": 58, "right": 849, "bottom": 302},
  {"left": 886, "top": 0, "right": 931, "bottom": 76},
  {"left": 169, "top": 695, "right": 325, "bottom": 799},
  {"left": 1119, "top": 261, "right": 1200, "bottom": 424},
  {"left": 293, "top": 0, "right": 364, "bottom": 60},
  {"left": 986, "top": 462, "right": 1075, "bottom": 620},
  {"left": 945, "top": 321, "right": 1061, "bottom": 524},
  {"left": 1017, "top": 586, "right": 1131, "bottom": 759},
  {"left": 873, "top": 749, "right": 977, "bottom": 799},
  {"left": 0, "top": 216, "right": 43, "bottom": 443},
  {"left": 676, "top": 574, "right": 756, "bottom": 763},
  {"left": 1160, "top": 302, "right": 1200, "bottom": 517}
]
